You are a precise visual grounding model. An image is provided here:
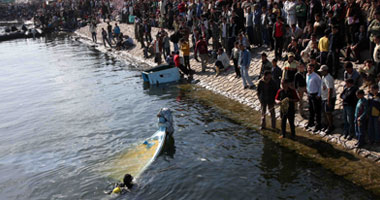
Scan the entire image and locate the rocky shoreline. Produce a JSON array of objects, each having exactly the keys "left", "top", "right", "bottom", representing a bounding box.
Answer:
[{"left": 74, "top": 22, "right": 380, "bottom": 194}]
